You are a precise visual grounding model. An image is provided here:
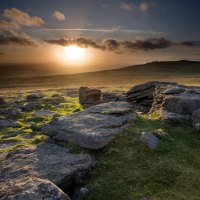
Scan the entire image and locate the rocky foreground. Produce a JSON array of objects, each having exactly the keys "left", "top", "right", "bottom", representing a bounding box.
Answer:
[{"left": 1, "top": 82, "right": 200, "bottom": 199}]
